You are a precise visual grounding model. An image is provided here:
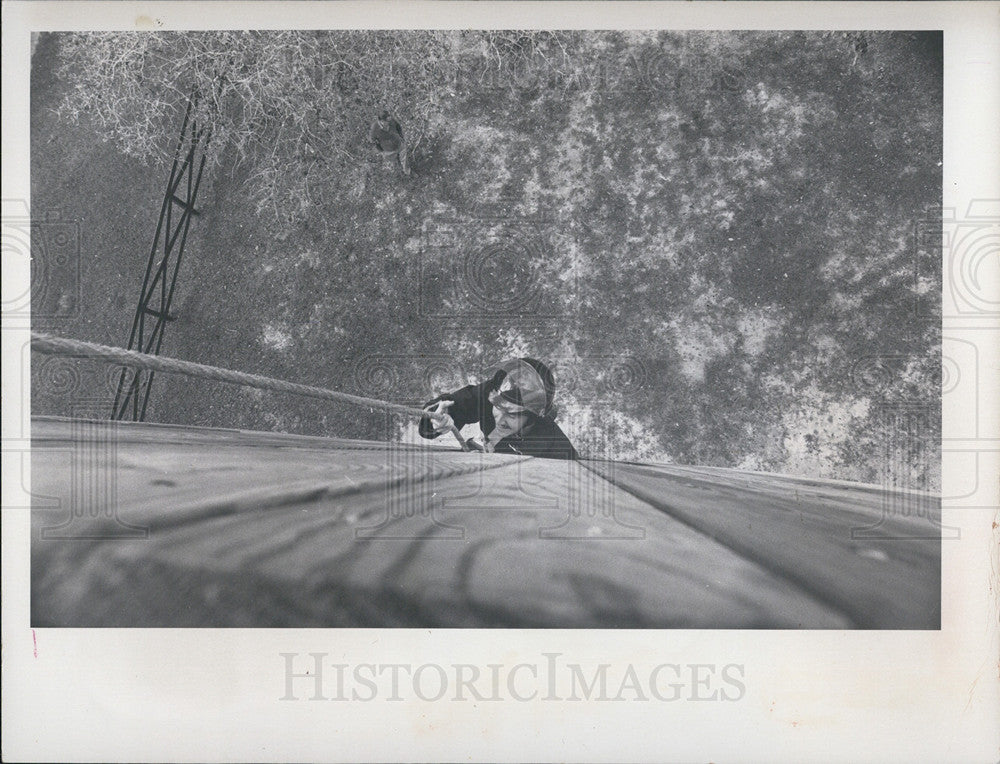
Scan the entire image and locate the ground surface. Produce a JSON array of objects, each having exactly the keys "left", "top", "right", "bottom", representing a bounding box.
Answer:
[{"left": 31, "top": 31, "right": 942, "bottom": 486}]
